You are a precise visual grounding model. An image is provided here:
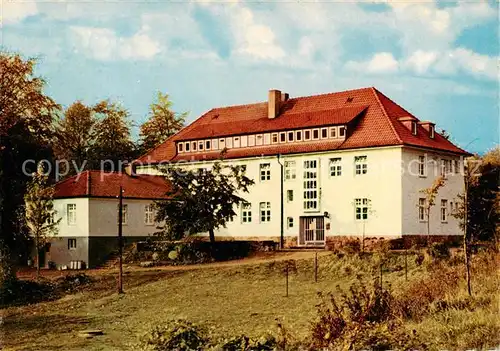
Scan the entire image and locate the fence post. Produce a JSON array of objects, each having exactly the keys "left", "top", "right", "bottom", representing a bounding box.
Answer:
[
  {"left": 314, "top": 252, "right": 318, "bottom": 283},
  {"left": 405, "top": 249, "right": 408, "bottom": 281},
  {"left": 285, "top": 262, "right": 289, "bottom": 297}
]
